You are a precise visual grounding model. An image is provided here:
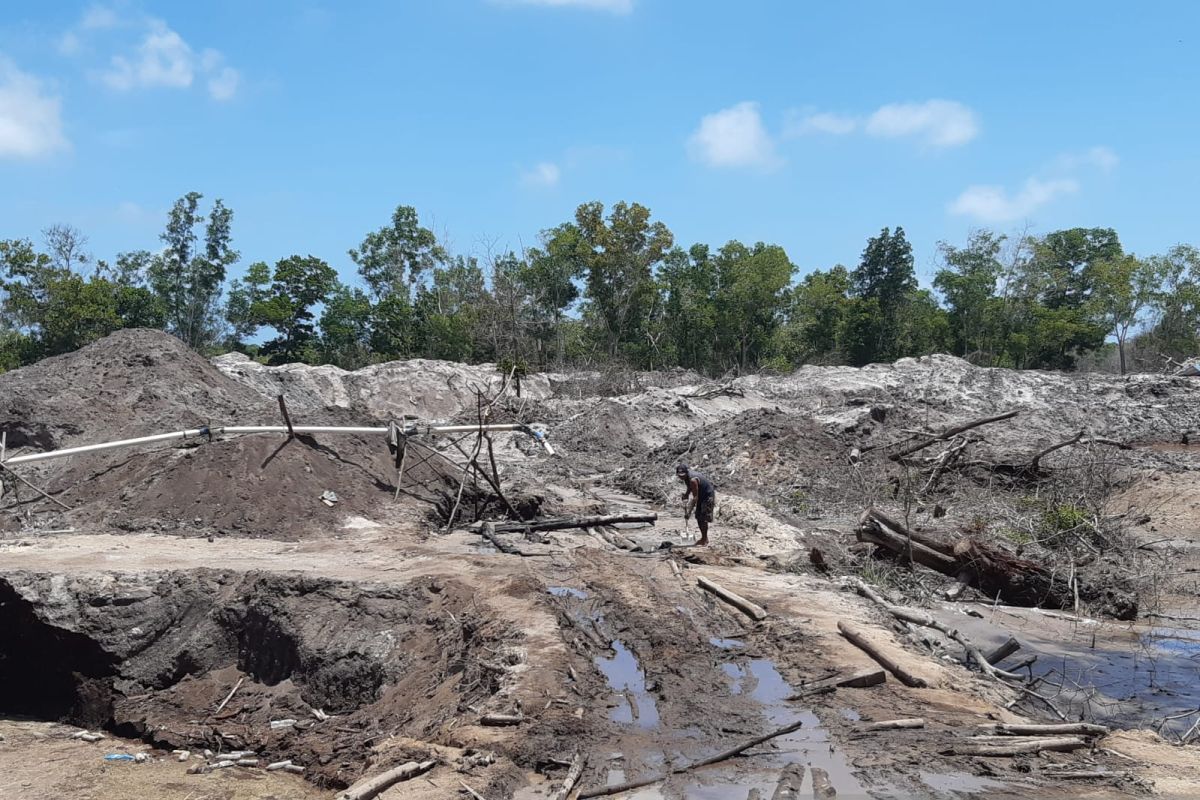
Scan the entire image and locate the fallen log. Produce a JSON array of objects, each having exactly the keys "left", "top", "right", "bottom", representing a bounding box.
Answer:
[
  {"left": 553, "top": 751, "right": 587, "bottom": 800},
  {"left": 979, "top": 722, "right": 1108, "bottom": 737},
  {"left": 848, "top": 581, "right": 1026, "bottom": 684},
  {"left": 865, "top": 508, "right": 955, "bottom": 556},
  {"left": 837, "top": 621, "right": 927, "bottom": 688},
  {"left": 769, "top": 764, "right": 805, "bottom": 800},
  {"left": 697, "top": 576, "right": 767, "bottom": 621},
  {"left": 793, "top": 667, "right": 886, "bottom": 696},
  {"left": 942, "top": 736, "right": 1088, "bottom": 757},
  {"left": 863, "top": 718, "right": 924, "bottom": 732},
  {"left": 459, "top": 780, "right": 489, "bottom": 800},
  {"left": 577, "top": 717, "right": 807, "bottom": 798},
  {"left": 889, "top": 410, "right": 1020, "bottom": 461},
  {"left": 489, "top": 513, "right": 657, "bottom": 534},
  {"left": 983, "top": 637, "right": 1021, "bottom": 665},
  {"left": 339, "top": 760, "right": 437, "bottom": 800},
  {"left": 811, "top": 766, "right": 837, "bottom": 798},
  {"left": 480, "top": 713, "right": 524, "bottom": 726},
  {"left": 857, "top": 510, "right": 1078, "bottom": 611}
]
